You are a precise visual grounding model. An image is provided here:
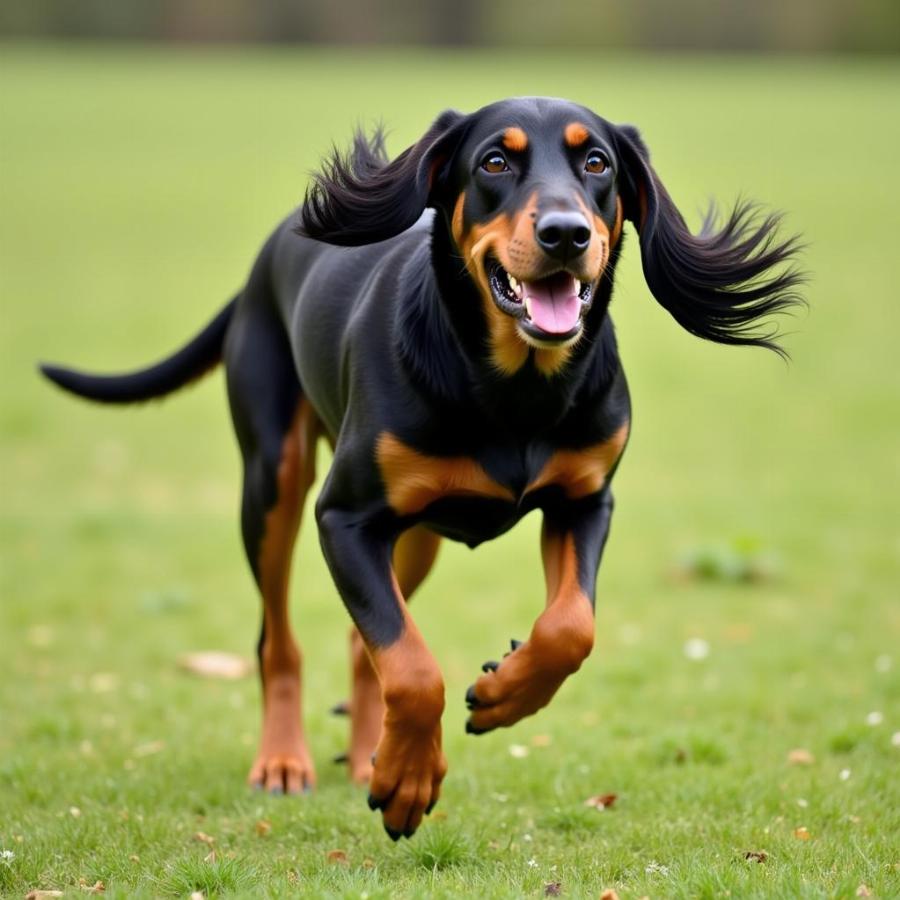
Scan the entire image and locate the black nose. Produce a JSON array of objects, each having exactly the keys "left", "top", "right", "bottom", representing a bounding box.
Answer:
[{"left": 535, "top": 211, "right": 591, "bottom": 262}]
